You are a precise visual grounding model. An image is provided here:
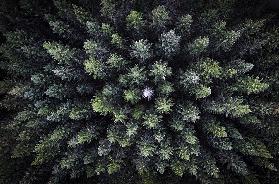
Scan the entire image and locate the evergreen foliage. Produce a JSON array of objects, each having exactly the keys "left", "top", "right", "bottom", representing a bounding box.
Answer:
[{"left": 0, "top": 0, "right": 279, "bottom": 183}]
